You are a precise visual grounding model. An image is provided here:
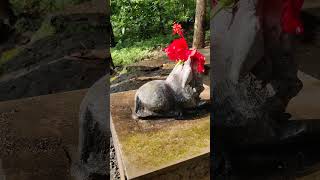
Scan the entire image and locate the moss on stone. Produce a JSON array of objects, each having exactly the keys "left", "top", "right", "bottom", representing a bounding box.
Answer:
[{"left": 121, "top": 116, "right": 210, "bottom": 170}]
